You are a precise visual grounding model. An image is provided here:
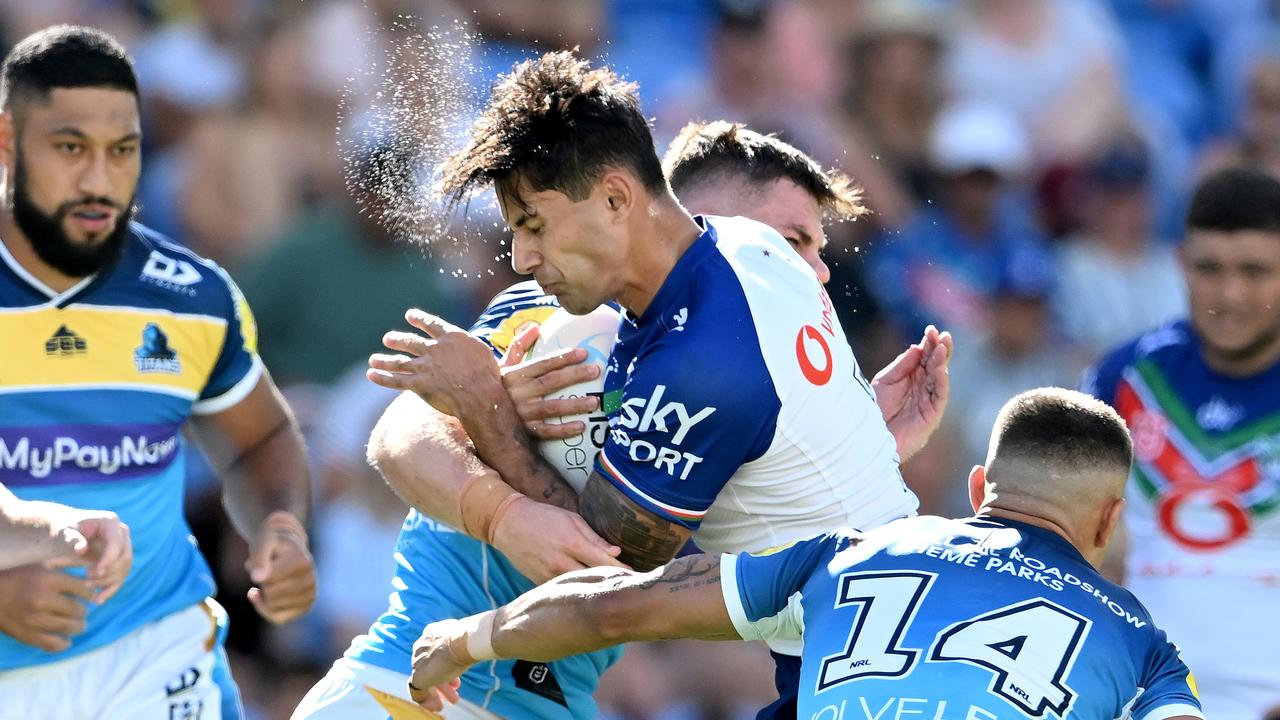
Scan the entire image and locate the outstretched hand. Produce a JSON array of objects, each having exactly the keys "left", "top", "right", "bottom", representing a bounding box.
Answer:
[
  {"left": 872, "top": 325, "right": 953, "bottom": 462},
  {"left": 369, "top": 309, "right": 507, "bottom": 421}
]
